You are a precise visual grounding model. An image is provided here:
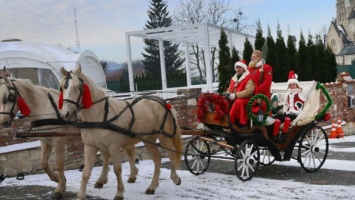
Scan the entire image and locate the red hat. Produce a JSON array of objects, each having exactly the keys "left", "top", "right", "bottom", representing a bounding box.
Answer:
[
  {"left": 287, "top": 70, "right": 298, "bottom": 85},
  {"left": 234, "top": 60, "right": 247, "bottom": 71}
]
